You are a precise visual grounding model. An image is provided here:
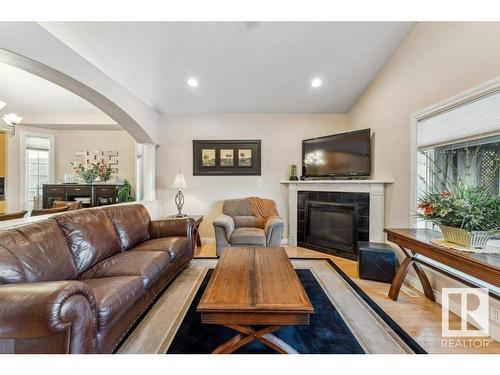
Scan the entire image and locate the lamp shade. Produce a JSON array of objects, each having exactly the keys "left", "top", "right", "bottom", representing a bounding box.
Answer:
[
  {"left": 2, "top": 113, "right": 23, "bottom": 125},
  {"left": 170, "top": 171, "right": 188, "bottom": 189}
]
